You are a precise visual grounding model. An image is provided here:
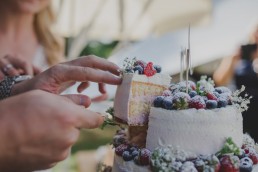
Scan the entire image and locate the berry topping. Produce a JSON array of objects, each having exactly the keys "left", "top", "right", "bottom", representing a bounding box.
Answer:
[
  {"left": 153, "top": 96, "right": 164, "bottom": 108},
  {"left": 206, "top": 92, "right": 218, "bottom": 101},
  {"left": 173, "top": 92, "right": 190, "bottom": 110},
  {"left": 122, "top": 151, "right": 133, "bottom": 161},
  {"left": 153, "top": 65, "right": 162, "bottom": 73},
  {"left": 133, "top": 65, "right": 144, "bottom": 74},
  {"left": 144, "top": 62, "right": 157, "bottom": 77},
  {"left": 139, "top": 148, "right": 151, "bottom": 166},
  {"left": 162, "top": 97, "right": 173, "bottom": 110},
  {"left": 219, "top": 155, "right": 240, "bottom": 172},
  {"left": 135, "top": 60, "right": 146, "bottom": 69},
  {"left": 206, "top": 100, "right": 218, "bottom": 109},
  {"left": 247, "top": 151, "right": 258, "bottom": 164},
  {"left": 189, "top": 95, "right": 206, "bottom": 109},
  {"left": 189, "top": 90, "right": 198, "bottom": 98},
  {"left": 131, "top": 150, "right": 139, "bottom": 158},
  {"left": 162, "top": 90, "right": 172, "bottom": 97},
  {"left": 218, "top": 97, "right": 228, "bottom": 108},
  {"left": 115, "top": 144, "right": 128, "bottom": 156},
  {"left": 240, "top": 157, "right": 253, "bottom": 172},
  {"left": 215, "top": 86, "right": 232, "bottom": 94}
]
